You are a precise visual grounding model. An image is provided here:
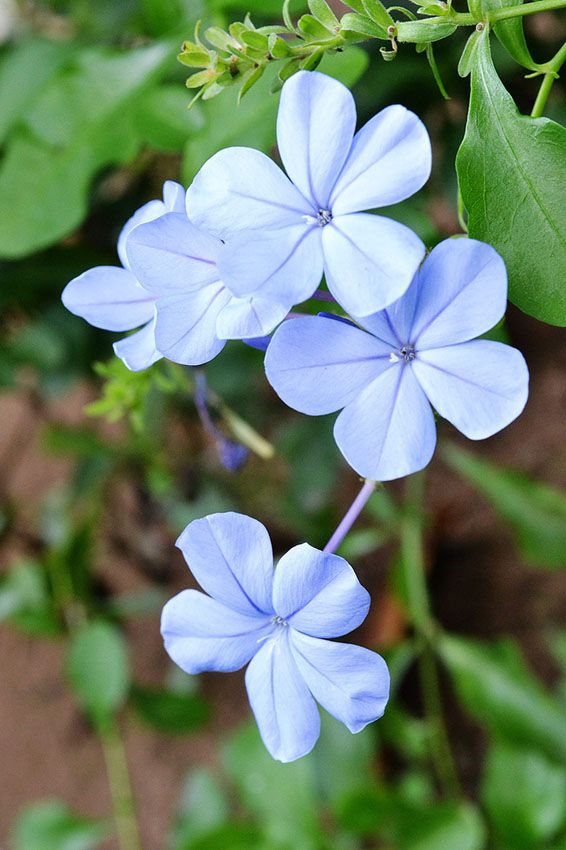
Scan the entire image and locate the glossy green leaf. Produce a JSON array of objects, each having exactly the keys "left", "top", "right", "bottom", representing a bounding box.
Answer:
[
  {"left": 12, "top": 800, "right": 107, "bottom": 850},
  {"left": 482, "top": 741, "right": 566, "bottom": 849},
  {"left": 395, "top": 20, "right": 457, "bottom": 42},
  {"left": 440, "top": 634, "right": 566, "bottom": 763},
  {"left": 67, "top": 620, "right": 130, "bottom": 726},
  {"left": 130, "top": 684, "right": 209, "bottom": 733},
  {"left": 443, "top": 445, "right": 566, "bottom": 568},
  {"left": 0, "top": 42, "right": 173, "bottom": 259},
  {"left": 481, "top": 0, "right": 540, "bottom": 71},
  {"left": 223, "top": 722, "right": 322, "bottom": 850},
  {"left": 456, "top": 29, "right": 566, "bottom": 325}
]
